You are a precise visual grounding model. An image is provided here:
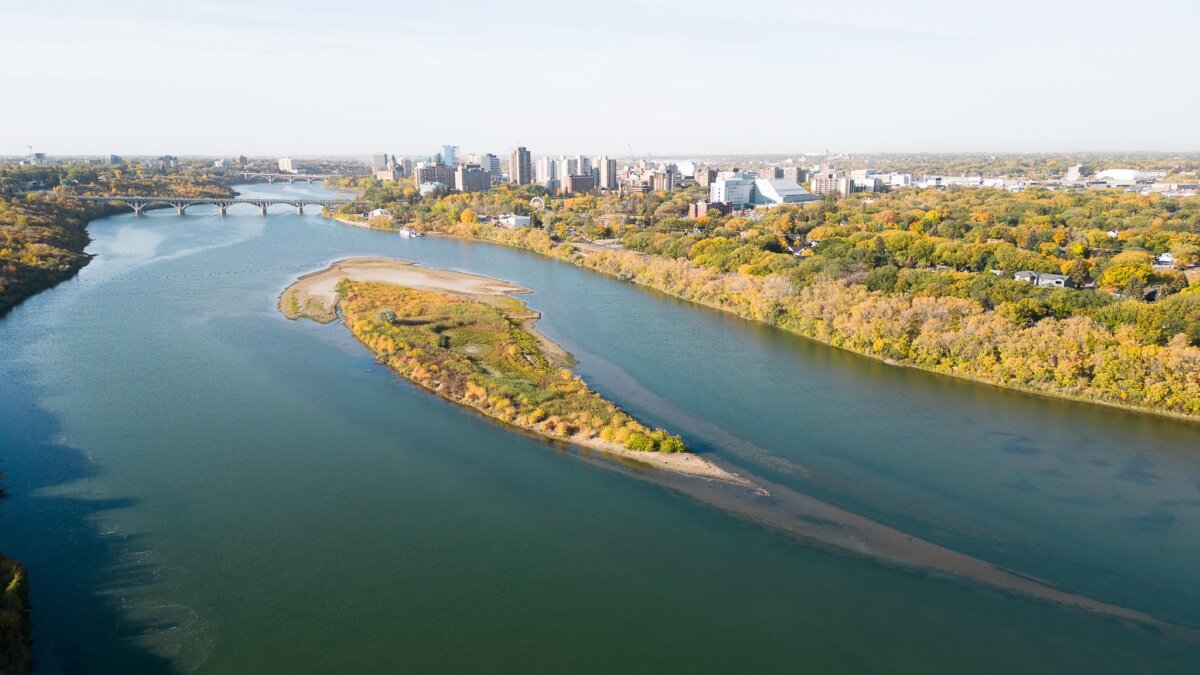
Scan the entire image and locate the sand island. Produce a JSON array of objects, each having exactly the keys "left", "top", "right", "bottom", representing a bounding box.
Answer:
[{"left": 280, "top": 258, "right": 751, "bottom": 485}]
